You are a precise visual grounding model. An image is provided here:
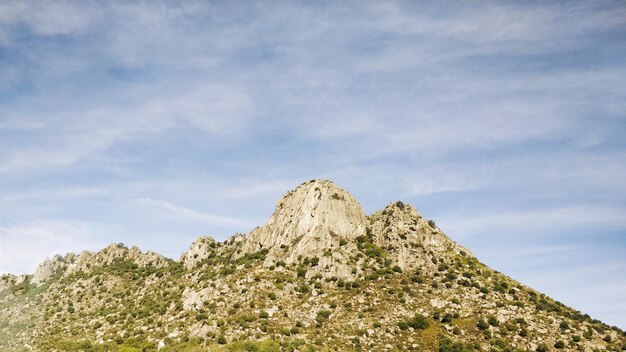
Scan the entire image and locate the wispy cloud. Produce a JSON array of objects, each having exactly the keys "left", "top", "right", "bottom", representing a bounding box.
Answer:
[
  {"left": 221, "top": 179, "right": 297, "bottom": 199},
  {"left": 0, "top": 219, "right": 103, "bottom": 274},
  {"left": 134, "top": 197, "right": 249, "bottom": 228},
  {"left": 1, "top": 186, "right": 103, "bottom": 202},
  {"left": 0, "top": 0, "right": 625, "bottom": 329},
  {"left": 406, "top": 178, "right": 480, "bottom": 197},
  {"left": 0, "top": 82, "right": 252, "bottom": 173},
  {"left": 442, "top": 205, "right": 626, "bottom": 239}
]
